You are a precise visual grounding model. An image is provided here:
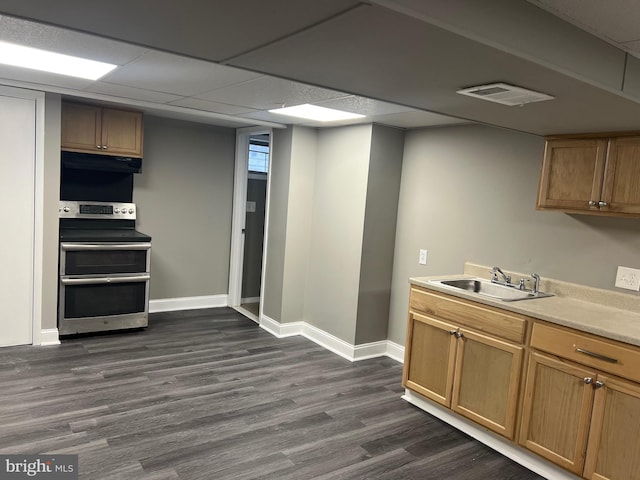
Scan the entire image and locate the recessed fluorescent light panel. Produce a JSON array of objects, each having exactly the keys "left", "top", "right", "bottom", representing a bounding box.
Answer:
[
  {"left": 268, "top": 104, "right": 365, "bottom": 122},
  {"left": 0, "top": 41, "right": 117, "bottom": 80}
]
